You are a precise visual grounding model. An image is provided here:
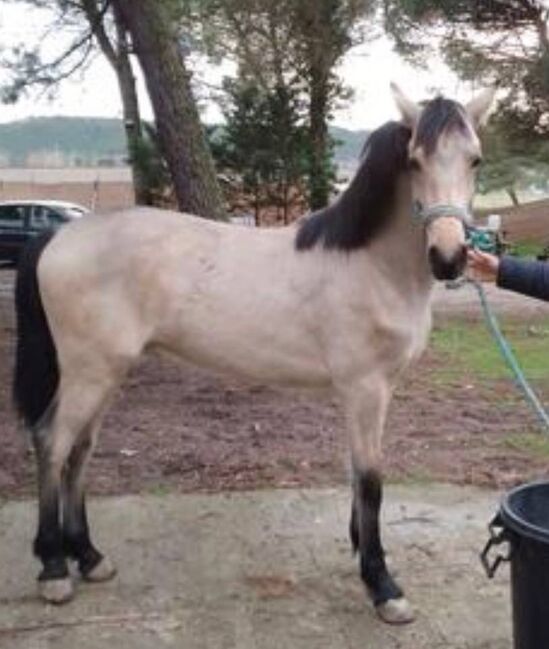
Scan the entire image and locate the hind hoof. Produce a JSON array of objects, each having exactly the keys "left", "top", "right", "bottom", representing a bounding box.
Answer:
[
  {"left": 376, "top": 597, "right": 415, "bottom": 624},
  {"left": 83, "top": 556, "right": 117, "bottom": 582},
  {"left": 38, "top": 577, "right": 74, "bottom": 604}
]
